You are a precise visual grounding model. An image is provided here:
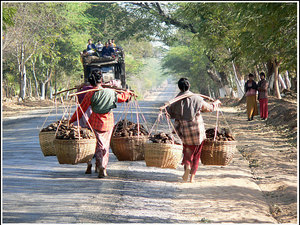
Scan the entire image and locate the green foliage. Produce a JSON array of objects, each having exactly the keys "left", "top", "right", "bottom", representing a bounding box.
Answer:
[
  {"left": 2, "top": 2, "right": 297, "bottom": 99},
  {"left": 2, "top": 5, "right": 17, "bottom": 30},
  {"left": 162, "top": 43, "right": 215, "bottom": 95}
]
